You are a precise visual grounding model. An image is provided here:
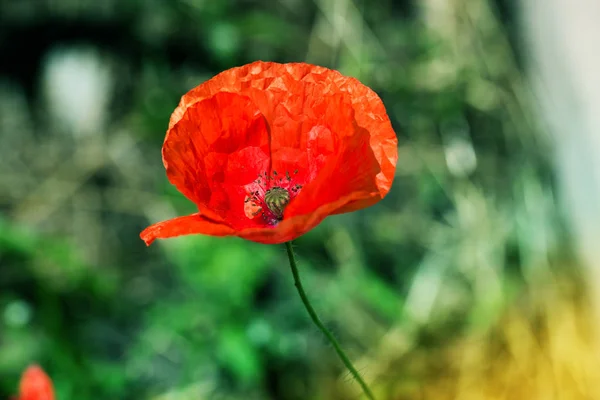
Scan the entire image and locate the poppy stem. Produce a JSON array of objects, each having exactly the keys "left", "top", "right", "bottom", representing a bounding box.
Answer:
[{"left": 284, "top": 241, "right": 376, "bottom": 400}]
